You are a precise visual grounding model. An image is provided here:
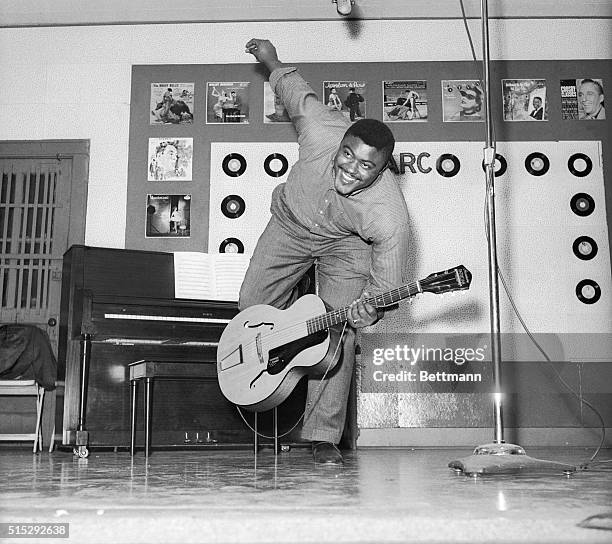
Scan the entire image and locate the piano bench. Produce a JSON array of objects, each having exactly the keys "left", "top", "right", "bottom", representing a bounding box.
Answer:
[{"left": 128, "top": 359, "right": 216, "bottom": 457}]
